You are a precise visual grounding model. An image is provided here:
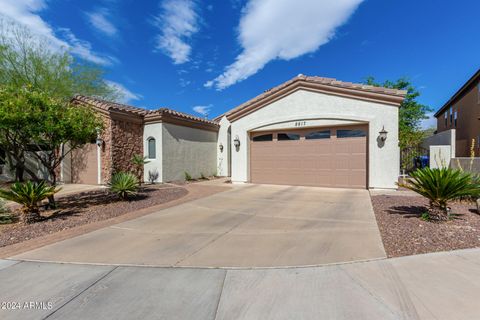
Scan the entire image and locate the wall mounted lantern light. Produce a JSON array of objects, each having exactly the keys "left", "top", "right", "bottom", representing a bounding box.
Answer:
[
  {"left": 233, "top": 136, "right": 240, "bottom": 149},
  {"left": 219, "top": 143, "right": 224, "bottom": 152},
  {"left": 96, "top": 137, "right": 104, "bottom": 147},
  {"left": 95, "top": 127, "right": 103, "bottom": 147},
  {"left": 379, "top": 126, "right": 388, "bottom": 142}
]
